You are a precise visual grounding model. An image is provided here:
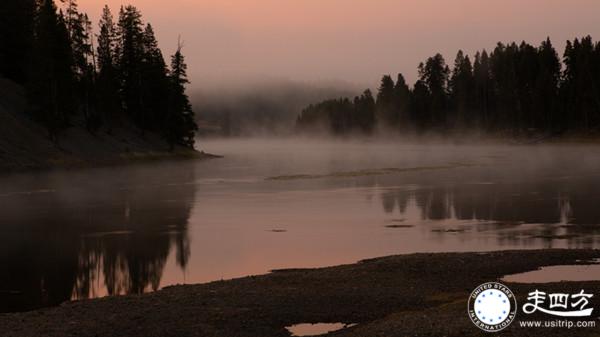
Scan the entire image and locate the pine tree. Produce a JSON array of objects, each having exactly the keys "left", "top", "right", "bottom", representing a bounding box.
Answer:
[
  {"left": 167, "top": 42, "right": 197, "bottom": 149},
  {"left": 411, "top": 79, "right": 430, "bottom": 129},
  {"left": 562, "top": 36, "right": 600, "bottom": 131},
  {"left": 28, "top": 0, "right": 75, "bottom": 142},
  {"left": 96, "top": 5, "right": 120, "bottom": 131},
  {"left": 418, "top": 54, "right": 449, "bottom": 128},
  {"left": 449, "top": 50, "right": 474, "bottom": 127},
  {"left": 353, "top": 89, "right": 376, "bottom": 133},
  {"left": 61, "top": 0, "right": 92, "bottom": 79},
  {"left": 376, "top": 75, "right": 397, "bottom": 126},
  {"left": 490, "top": 42, "right": 519, "bottom": 130},
  {"left": 141, "top": 23, "right": 169, "bottom": 131},
  {"left": 117, "top": 5, "right": 145, "bottom": 127},
  {"left": 60, "top": 0, "right": 98, "bottom": 130},
  {"left": 394, "top": 73, "right": 411, "bottom": 128},
  {"left": 535, "top": 38, "right": 560, "bottom": 131},
  {"left": 473, "top": 50, "right": 493, "bottom": 128}
]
